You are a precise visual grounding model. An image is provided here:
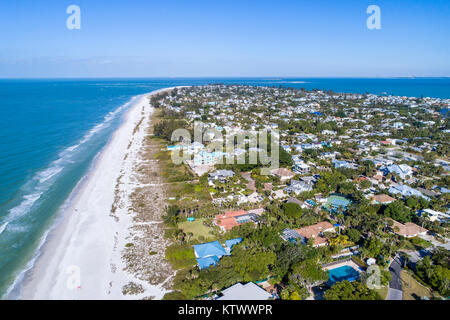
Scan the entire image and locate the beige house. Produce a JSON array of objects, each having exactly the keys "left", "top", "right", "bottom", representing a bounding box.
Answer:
[
  {"left": 270, "top": 168, "right": 295, "bottom": 181},
  {"left": 371, "top": 194, "right": 396, "bottom": 204},
  {"left": 391, "top": 221, "right": 428, "bottom": 238},
  {"left": 295, "top": 221, "right": 335, "bottom": 247}
]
